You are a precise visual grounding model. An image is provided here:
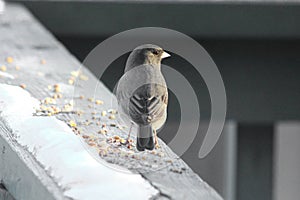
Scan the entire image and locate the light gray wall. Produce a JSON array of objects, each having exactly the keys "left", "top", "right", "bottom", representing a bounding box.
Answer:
[{"left": 274, "top": 122, "right": 300, "bottom": 200}]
